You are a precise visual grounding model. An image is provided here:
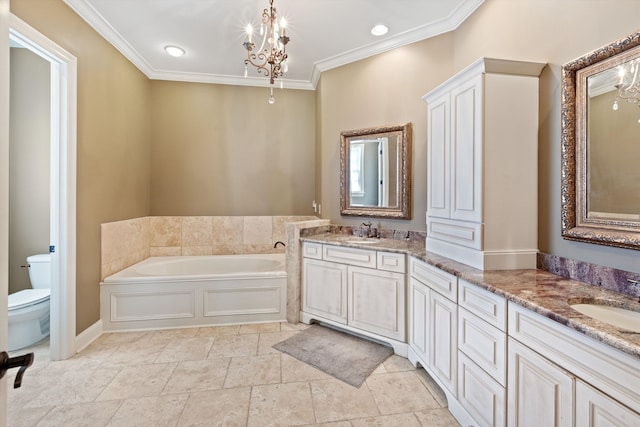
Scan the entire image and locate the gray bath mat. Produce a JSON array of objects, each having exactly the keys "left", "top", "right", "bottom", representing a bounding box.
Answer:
[{"left": 273, "top": 324, "right": 393, "bottom": 387}]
